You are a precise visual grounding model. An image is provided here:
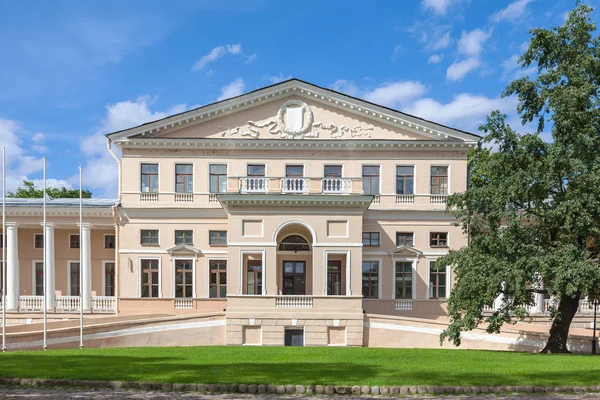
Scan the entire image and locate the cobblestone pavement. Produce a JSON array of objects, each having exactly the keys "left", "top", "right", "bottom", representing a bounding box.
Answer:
[{"left": 1, "top": 387, "right": 600, "bottom": 400}]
